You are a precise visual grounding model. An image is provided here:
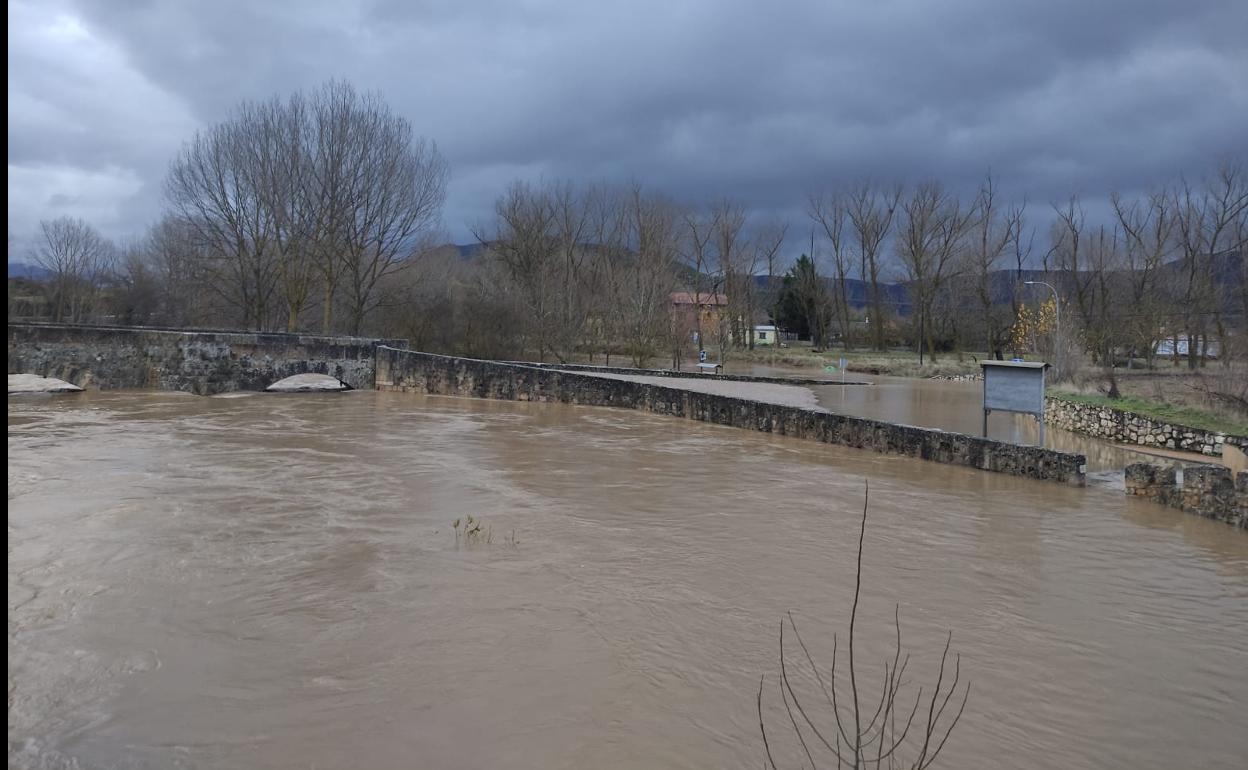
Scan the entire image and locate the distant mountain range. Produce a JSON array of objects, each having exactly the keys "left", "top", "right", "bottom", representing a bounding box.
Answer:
[
  {"left": 751, "top": 248, "right": 1243, "bottom": 316},
  {"left": 750, "top": 268, "right": 1058, "bottom": 316},
  {"left": 431, "top": 242, "right": 1242, "bottom": 316},
  {"left": 12, "top": 245, "right": 1239, "bottom": 318},
  {"left": 7, "top": 263, "right": 53, "bottom": 280}
]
